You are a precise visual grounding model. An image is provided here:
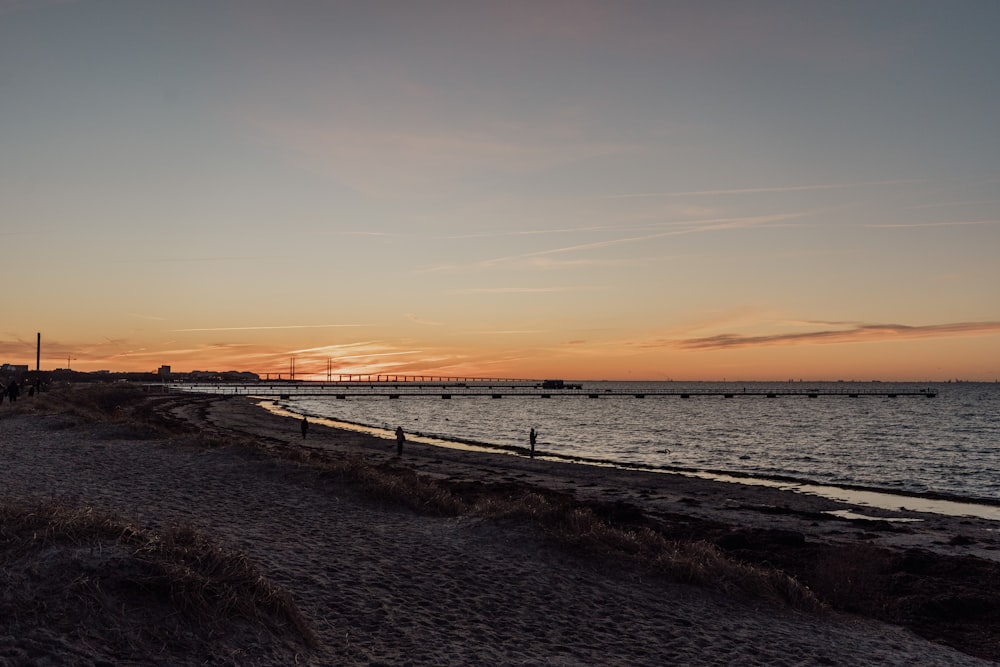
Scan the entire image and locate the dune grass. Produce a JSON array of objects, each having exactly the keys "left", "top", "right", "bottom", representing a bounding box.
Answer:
[
  {"left": 473, "top": 493, "right": 819, "bottom": 609},
  {"left": 0, "top": 499, "right": 315, "bottom": 663},
  {"left": 11, "top": 382, "right": 823, "bottom": 613}
]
